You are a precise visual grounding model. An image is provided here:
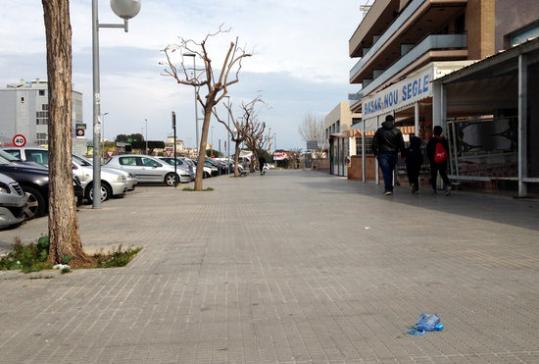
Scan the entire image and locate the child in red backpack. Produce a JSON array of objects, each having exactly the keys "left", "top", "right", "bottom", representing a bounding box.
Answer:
[{"left": 426, "top": 126, "right": 451, "bottom": 195}]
